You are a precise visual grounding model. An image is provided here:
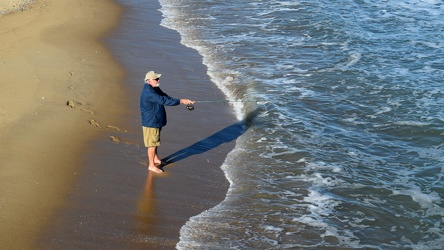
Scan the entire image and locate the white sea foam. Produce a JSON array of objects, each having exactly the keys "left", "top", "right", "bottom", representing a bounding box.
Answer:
[
  {"left": 392, "top": 188, "right": 444, "bottom": 216},
  {"left": 338, "top": 52, "right": 362, "bottom": 71},
  {"left": 394, "top": 121, "right": 431, "bottom": 126},
  {"left": 0, "top": 0, "right": 35, "bottom": 15}
]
